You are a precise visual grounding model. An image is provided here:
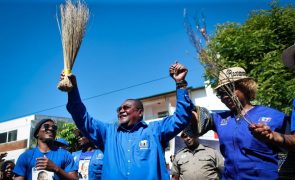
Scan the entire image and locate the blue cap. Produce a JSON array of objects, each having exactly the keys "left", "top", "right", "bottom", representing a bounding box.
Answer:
[{"left": 55, "top": 138, "right": 69, "bottom": 147}]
